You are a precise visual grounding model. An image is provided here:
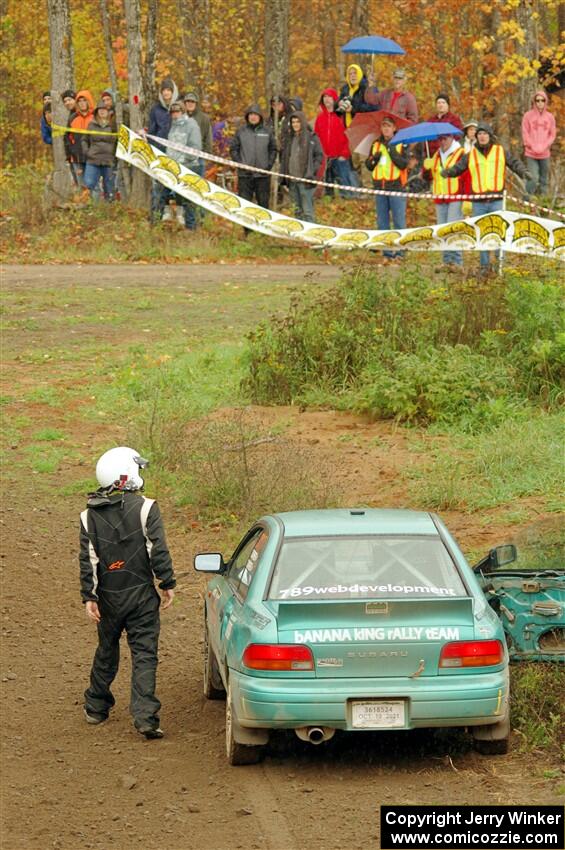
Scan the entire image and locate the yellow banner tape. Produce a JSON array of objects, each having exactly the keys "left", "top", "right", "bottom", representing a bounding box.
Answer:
[{"left": 52, "top": 123, "right": 118, "bottom": 137}]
